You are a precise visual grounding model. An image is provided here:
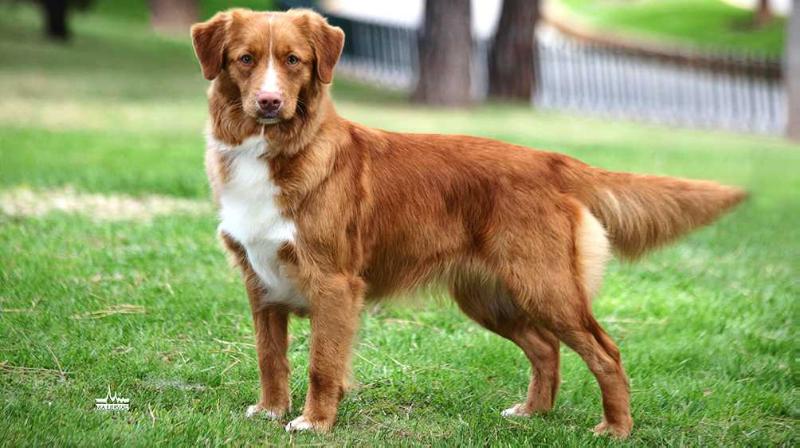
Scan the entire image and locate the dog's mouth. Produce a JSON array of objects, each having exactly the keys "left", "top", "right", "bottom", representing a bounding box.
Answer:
[
  {"left": 257, "top": 115, "right": 281, "bottom": 125},
  {"left": 255, "top": 109, "right": 282, "bottom": 125}
]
